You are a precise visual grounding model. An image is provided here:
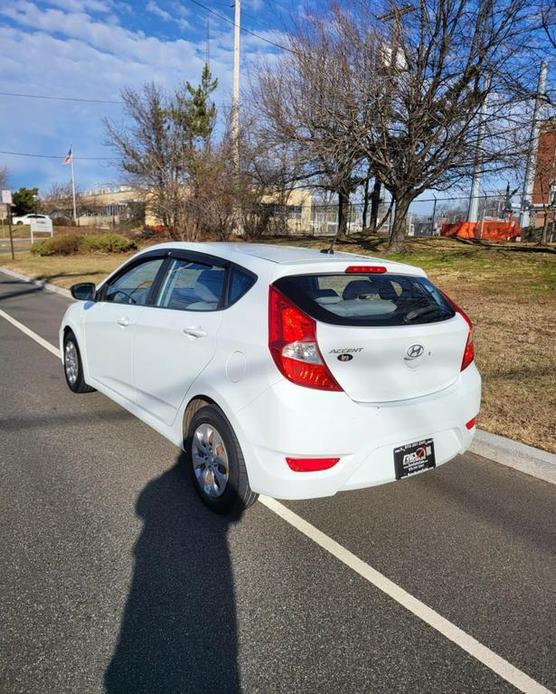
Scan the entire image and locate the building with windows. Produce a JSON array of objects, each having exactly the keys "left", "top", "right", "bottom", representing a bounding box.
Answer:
[
  {"left": 532, "top": 118, "right": 556, "bottom": 233},
  {"left": 78, "top": 185, "right": 145, "bottom": 227},
  {"left": 46, "top": 182, "right": 316, "bottom": 235}
]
